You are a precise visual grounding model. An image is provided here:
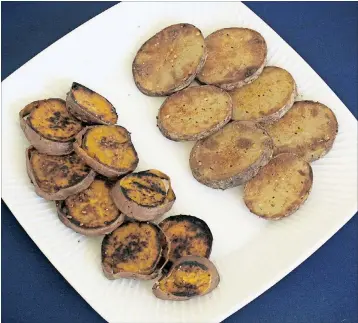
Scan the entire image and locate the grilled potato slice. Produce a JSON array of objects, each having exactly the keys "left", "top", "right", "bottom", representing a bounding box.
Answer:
[
  {"left": 111, "top": 169, "right": 175, "bottom": 221},
  {"left": 133, "top": 23, "right": 206, "bottom": 96},
  {"left": 56, "top": 179, "right": 124, "bottom": 236},
  {"left": 74, "top": 125, "right": 138, "bottom": 177},
  {"left": 152, "top": 256, "right": 220, "bottom": 301},
  {"left": 102, "top": 221, "right": 169, "bottom": 280},
  {"left": 157, "top": 85, "right": 232, "bottom": 141},
  {"left": 264, "top": 101, "right": 338, "bottom": 162},
  {"left": 159, "top": 215, "right": 213, "bottom": 262},
  {"left": 20, "top": 99, "right": 83, "bottom": 155},
  {"left": 244, "top": 153, "right": 313, "bottom": 220},
  {"left": 197, "top": 28, "right": 267, "bottom": 90},
  {"left": 190, "top": 121, "right": 273, "bottom": 189},
  {"left": 66, "top": 82, "right": 118, "bottom": 125},
  {"left": 26, "top": 146, "right": 95, "bottom": 200},
  {"left": 231, "top": 66, "right": 297, "bottom": 124}
]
